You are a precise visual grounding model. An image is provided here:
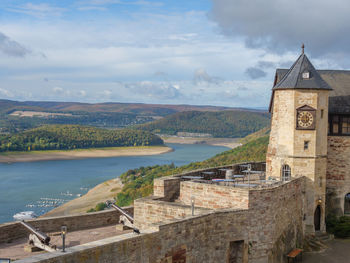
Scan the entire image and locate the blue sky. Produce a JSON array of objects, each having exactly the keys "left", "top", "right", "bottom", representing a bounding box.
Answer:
[{"left": 0, "top": 0, "right": 349, "bottom": 108}]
